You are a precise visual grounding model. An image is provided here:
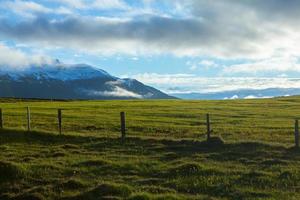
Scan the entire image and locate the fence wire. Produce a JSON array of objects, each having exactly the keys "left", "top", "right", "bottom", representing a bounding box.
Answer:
[{"left": 0, "top": 102, "right": 298, "bottom": 145}]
